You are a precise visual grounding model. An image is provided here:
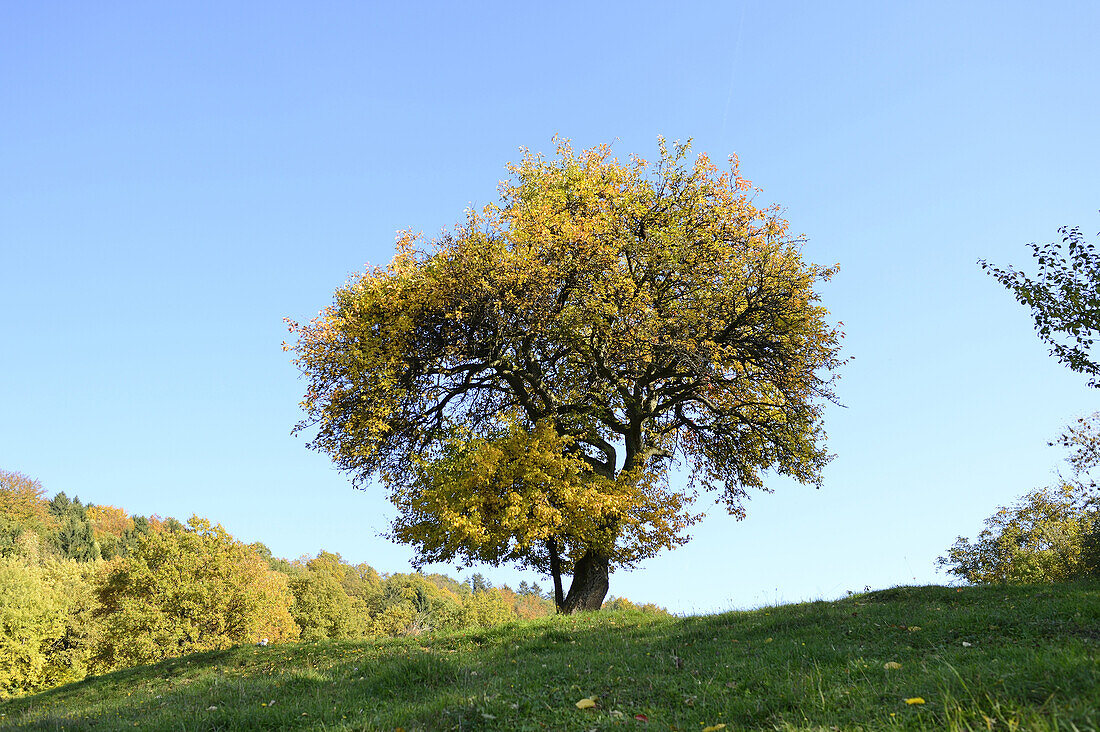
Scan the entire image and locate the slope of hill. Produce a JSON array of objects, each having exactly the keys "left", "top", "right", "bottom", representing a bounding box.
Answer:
[{"left": 3, "top": 583, "right": 1097, "bottom": 731}]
